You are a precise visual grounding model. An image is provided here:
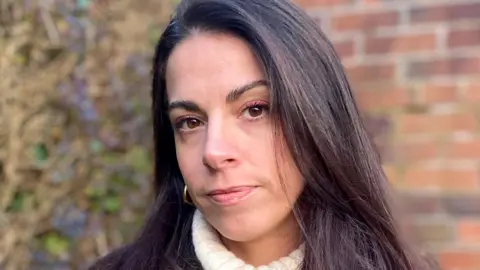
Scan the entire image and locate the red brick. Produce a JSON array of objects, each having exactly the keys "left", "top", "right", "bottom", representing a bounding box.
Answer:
[
  {"left": 465, "top": 83, "right": 480, "bottom": 102},
  {"left": 403, "top": 169, "right": 440, "bottom": 190},
  {"left": 355, "top": 87, "right": 408, "bottom": 110},
  {"left": 440, "top": 170, "right": 479, "bottom": 191},
  {"left": 408, "top": 57, "right": 480, "bottom": 78},
  {"left": 395, "top": 141, "right": 439, "bottom": 162},
  {"left": 332, "top": 11, "right": 399, "bottom": 32},
  {"left": 438, "top": 251, "right": 480, "bottom": 269},
  {"left": 362, "top": 0, "right": 383, "bottom": 6},
  {"left": 411, "top": 2, "right": 480, "bottom": 23},
  {"left": 346, "top": 63, "right": 395, "bottom": 85},
  {"left": 365, "top": 33, "right": 436, "bottom": 55},
  {"left": 333, "top": 40, "right": 355, "bottom": 59},
  {"left": 445, "top": 139, "right": 480, "bottom": 159},
  {"left": 398, "top": 113, "right": 477, "bottom": 134},
  {"left": 294, "top": 0, "right": 351, "bottom": 8},
  {"left": 420, "top": 84, "right": 457, "bottom": 104},
  {"left": 403, "top": 168, "right": 479, "bottom": 191},
  {"left": 458, "top": 220, "right": 480, "bottom": 244},
  {"left": 448, "top": 28, "right": 480, "bottom": 48}
]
